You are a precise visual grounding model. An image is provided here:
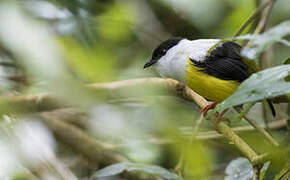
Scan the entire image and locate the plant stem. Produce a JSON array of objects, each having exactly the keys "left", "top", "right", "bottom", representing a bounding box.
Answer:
[
  {"left": 253, "top": 165, "right": 262, "bottom": 180},
  {"left": 234, "top": 0, "right": 275, "bottom": 37},
  {"left": 234, "top": 105, "right": 279, "bottom": 147},
  {"left": 216, "top": 122, "right": 258, "bottom": 162},
  {"left": 235, "top": 102, "right": 256, "bottom": 121},
  {"left": 244, "top": 115, "right": 279, "bottom": 147},
  {"left": 254, "top": 0, "right": 277, "bottom": 35}
]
